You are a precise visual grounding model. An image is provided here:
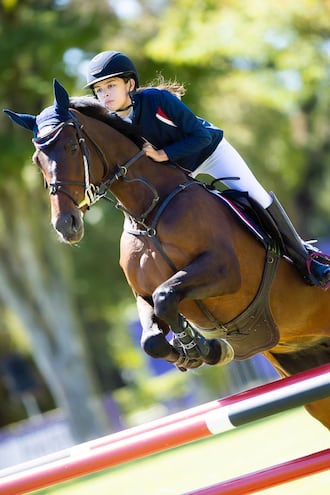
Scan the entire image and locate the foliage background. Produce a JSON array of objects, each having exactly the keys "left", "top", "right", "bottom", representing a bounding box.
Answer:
[{"left": 0, "top": 0, "right": 329, "bottom": 441}]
